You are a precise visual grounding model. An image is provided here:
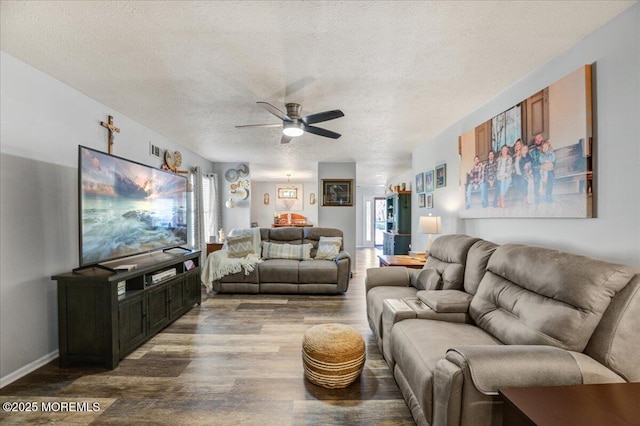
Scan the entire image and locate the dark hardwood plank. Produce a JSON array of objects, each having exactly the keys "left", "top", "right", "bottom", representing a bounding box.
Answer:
[{"left": 0, "top": 248, "right": 415, "bottom": 424}]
